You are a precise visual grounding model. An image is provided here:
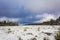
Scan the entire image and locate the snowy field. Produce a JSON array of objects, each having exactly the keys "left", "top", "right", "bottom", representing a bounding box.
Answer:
[{"left": 0, "top": 25, "right": 60, "bottom": 40}]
